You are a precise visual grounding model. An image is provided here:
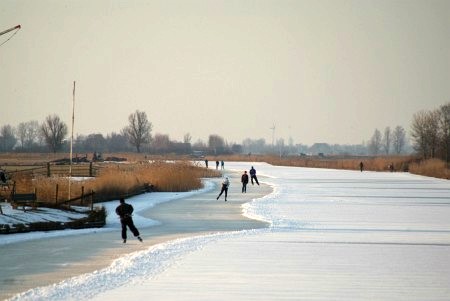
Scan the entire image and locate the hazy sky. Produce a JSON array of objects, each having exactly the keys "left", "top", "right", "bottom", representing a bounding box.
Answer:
[{"left": 1, "top": 0, "right": 449, "bottom": 145}]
